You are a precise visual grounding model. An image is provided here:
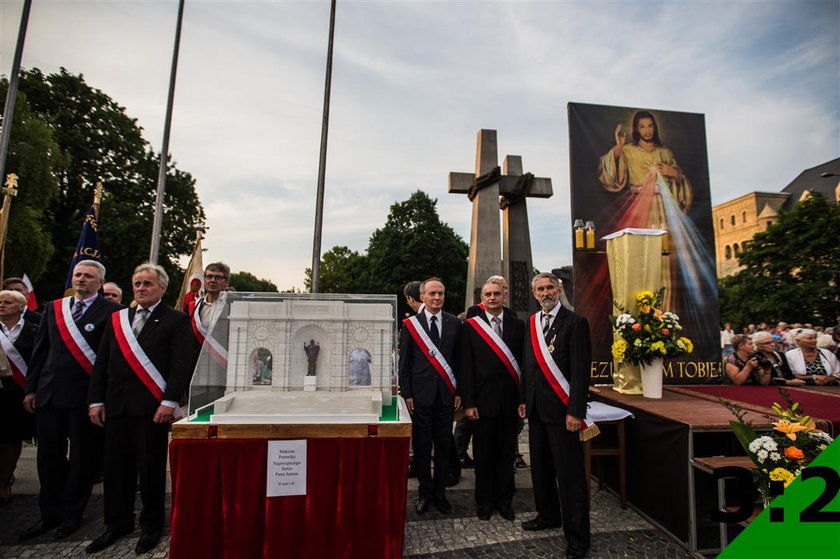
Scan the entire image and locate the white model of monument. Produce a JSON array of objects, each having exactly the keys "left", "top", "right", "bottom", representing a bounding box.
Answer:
[{"left": 191, "top": 295, "right": 398, "bottom": 424}]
